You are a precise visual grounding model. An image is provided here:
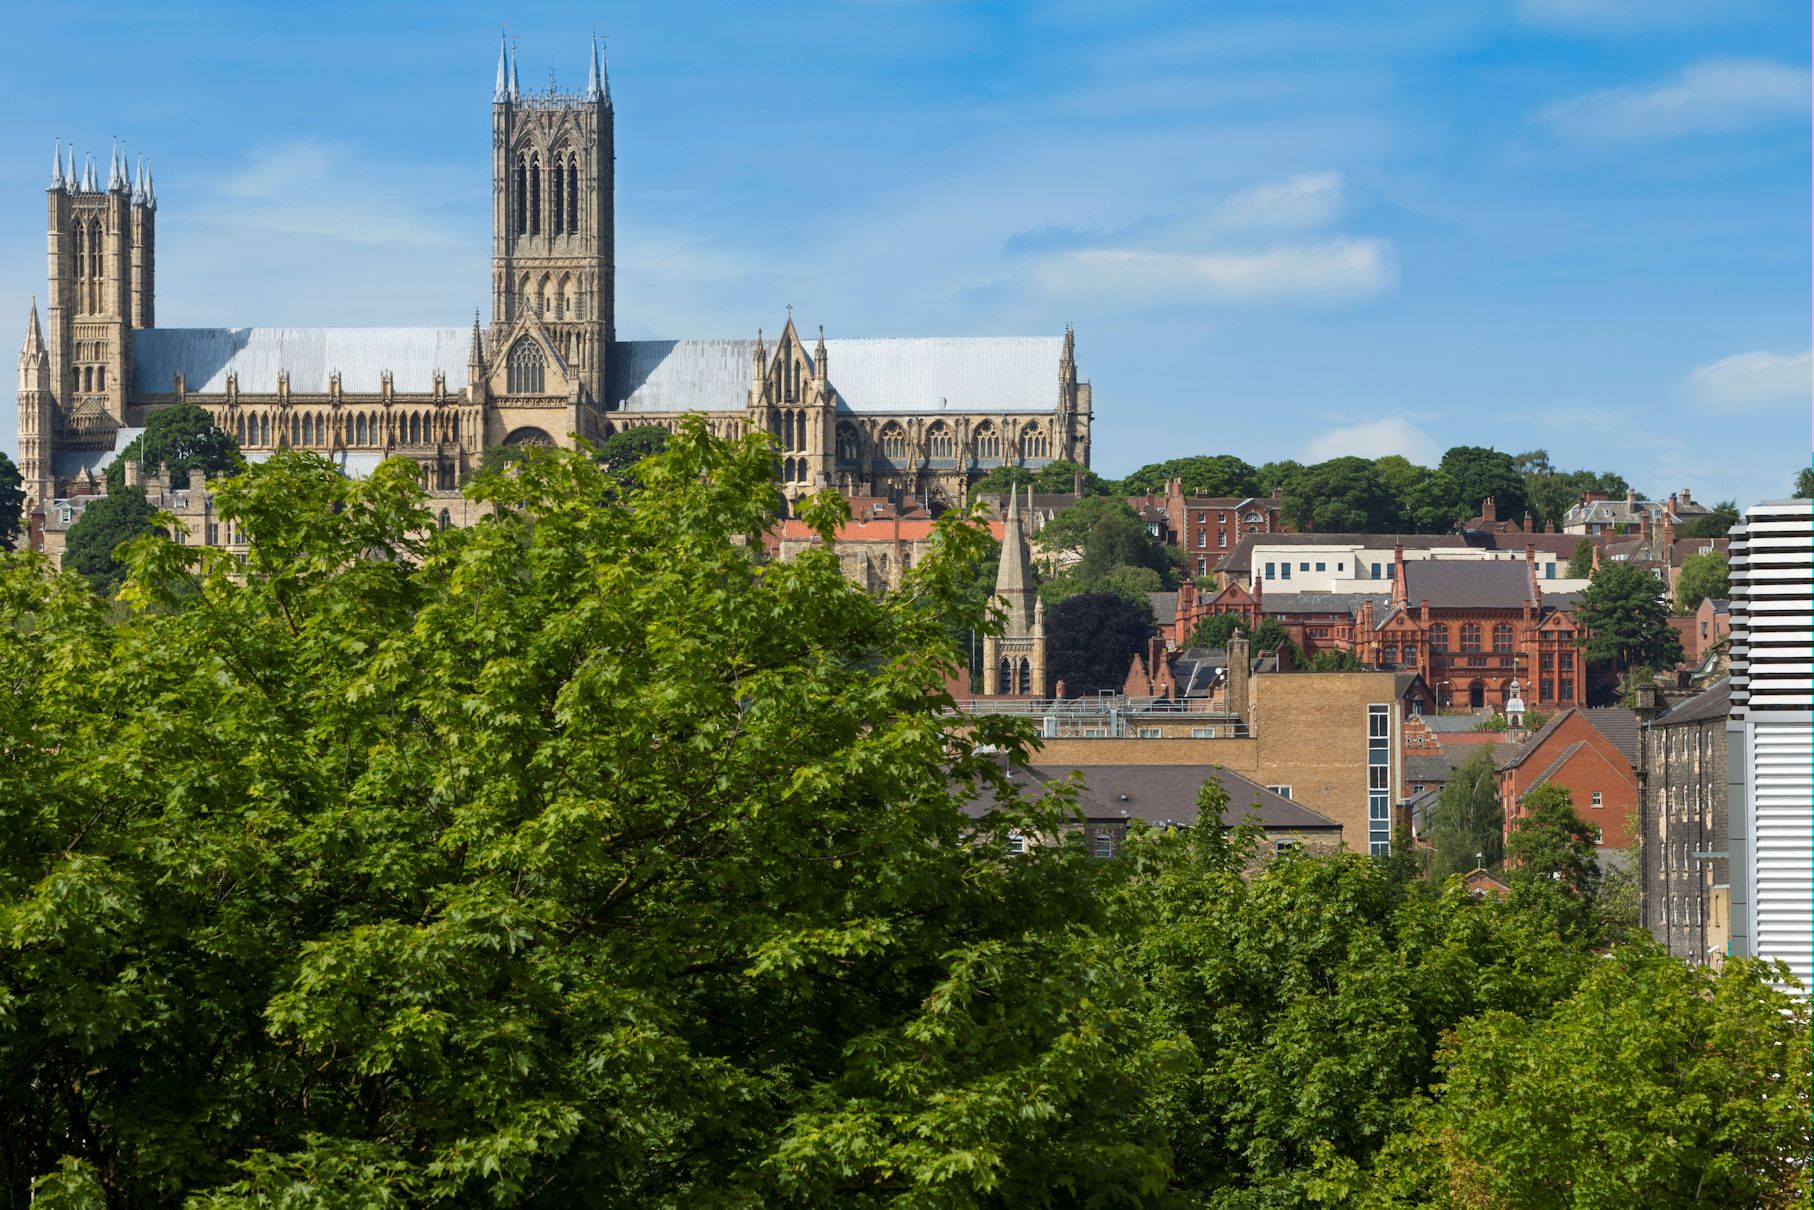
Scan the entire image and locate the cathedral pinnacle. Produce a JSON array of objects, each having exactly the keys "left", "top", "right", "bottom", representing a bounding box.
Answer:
[
  {"left": 109, "top": 140, "right": 123, "bottom": 192},
  {"left": 23, "top": 296, "right": 44, "bottom": 355},
  {"left": 145, "top": 160, "right": 156, "bottom": 208},
  {"left": 510, "top": 38, "right": 520, "bottom": 101},
  {"left": 587, "top": 32, "right": 610, "bottom": 105},
  {"left": 66, "top": 145, "right": 77, "bottom": 192},
  {"left": 81, "top": 153, "right": 96, "bottom": 193},
  {"left": 50, "top": 139, "right": 63, "bottom": 190},
  {"left": 495, "top": 30, "right": 510, "bottom": 102}
]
